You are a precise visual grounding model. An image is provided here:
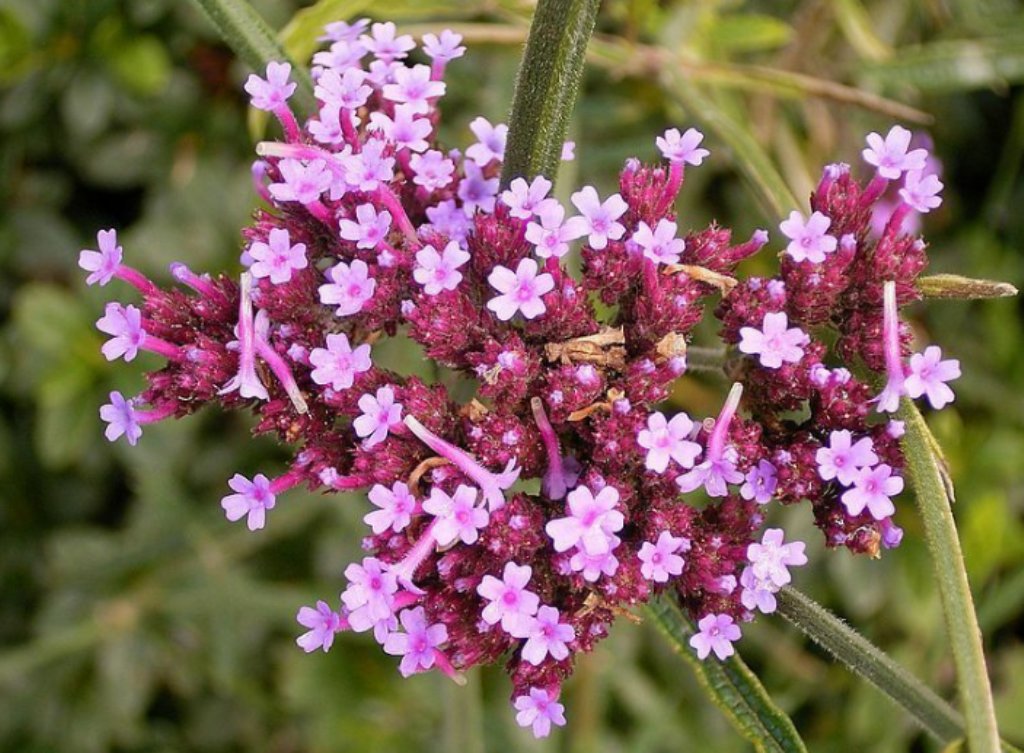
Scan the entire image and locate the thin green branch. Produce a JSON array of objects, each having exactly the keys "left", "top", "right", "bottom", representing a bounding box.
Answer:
[
  {"left": 500, "top": 0, "right": 602, "bottom": 188},
  {"left": 900, "top": 399, "right": 1001, "bottom": 753}
]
